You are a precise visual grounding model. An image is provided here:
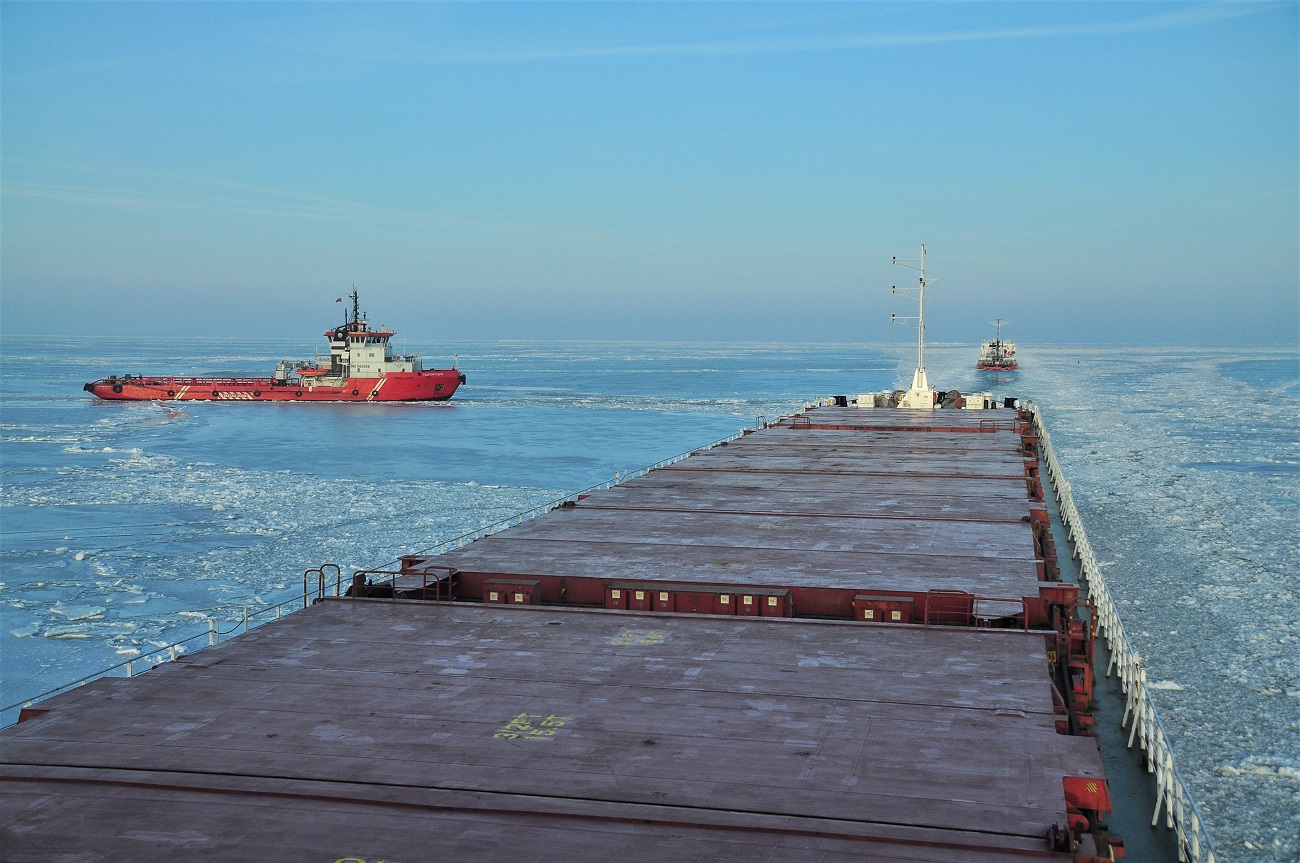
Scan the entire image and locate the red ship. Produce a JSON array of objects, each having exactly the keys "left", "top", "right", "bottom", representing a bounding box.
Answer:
[{"left": 84, "top": 289, "right": 465, "bottom": 403}]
